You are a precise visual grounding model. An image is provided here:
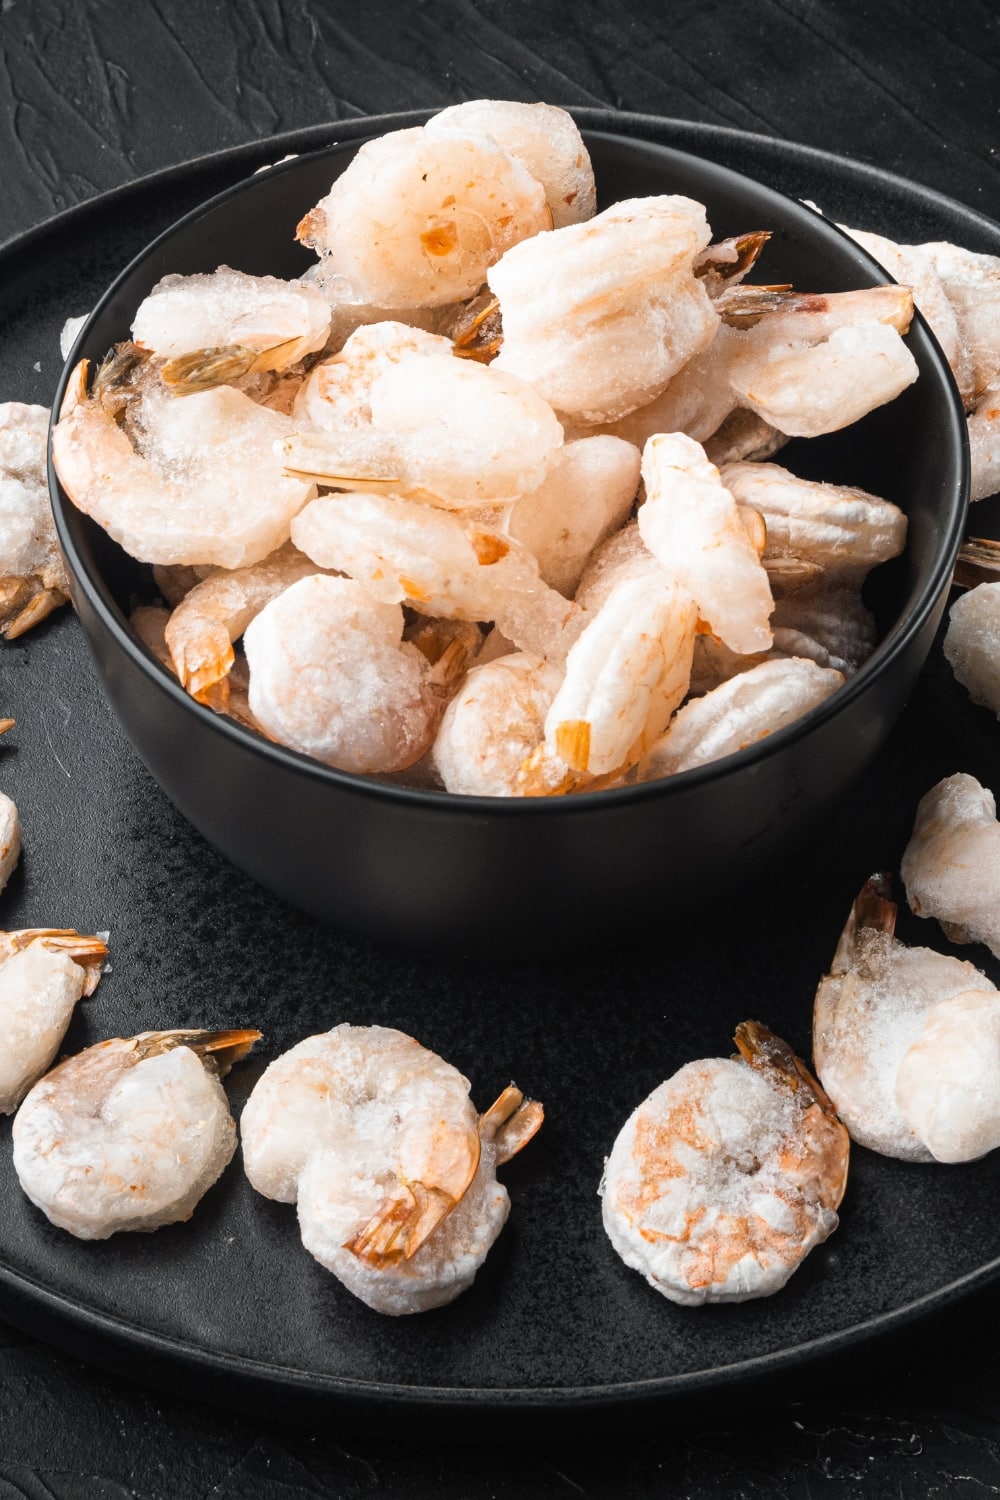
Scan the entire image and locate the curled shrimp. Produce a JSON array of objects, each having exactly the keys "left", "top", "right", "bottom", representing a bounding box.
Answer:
[
  {"left": 488, "top": 195, "right": 719, "bottom": 424},
  {"left": 292, "top": 321, "right": 455, "bottom": 431},
  {"left": 944, "top": 579, "right": 1000, "bottom": 714},
  {"left": 0, "top": 928, "right": 110, "bottom": 1114},
  {"left": 12, "top": 1028, "right": 260, "bottom": 1237},
  {"left": 297, "top": 126, "right": 550, "bottom": 309},
  {"left": 164, "top": 543, "right": 328, "bottom": 705},
  {"left": 0, "top": 788, "right": 19, "bottom": 895},
  {"left": 290, "top": 491, "right": 582, "bottom": 663},
  {"left": 901, "top": 773, "right": 1000, "bottom": 958},
  {"left": 517, "top": 572, "right": 698, "bottom": 794},
  {"left": 240, "top": 1023, "right": 543, "bottom": 1314},
  {"left": 432, "top": 651, "right": 562, "bottom": 796},
  {"left": 638, "top": 432, "right": 774, "bottom": 655},
  {"left": 600, "top": 1021, "right": 849, "bottom": 1305},
  {"left": 0, "top": 402, "right": 71, "bottom": 638},
  {"left": 243, "top": 574, "right": 454, "bottom": 773},
  {"left": 426, "top": 99, "right": 595, "bottom": 228},
  {"left": 813, "top": 874, "right": 999, "bottom": 1161},
  {"left": 51, "top": 357, "right": 315, "bottom": 569},
  {"left": 131, "top": 266, "right": 332, "bottom": 394}
]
